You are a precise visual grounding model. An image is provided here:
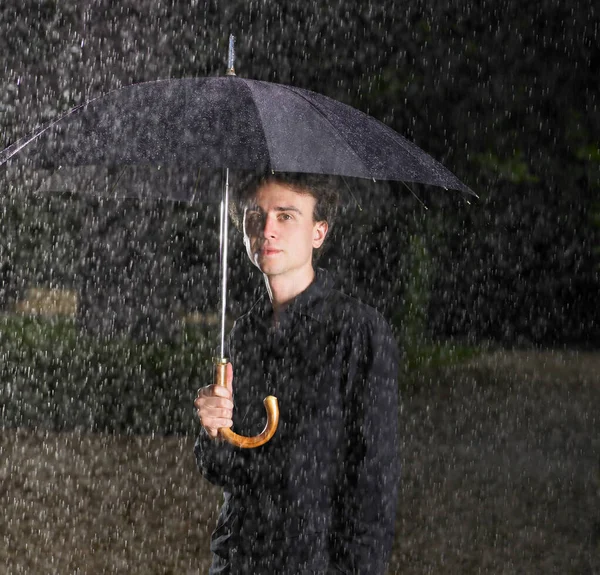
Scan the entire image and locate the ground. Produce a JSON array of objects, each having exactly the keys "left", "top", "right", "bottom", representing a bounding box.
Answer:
[{"left": 1, "top": 350, "right": 599, "bottom": 574}]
